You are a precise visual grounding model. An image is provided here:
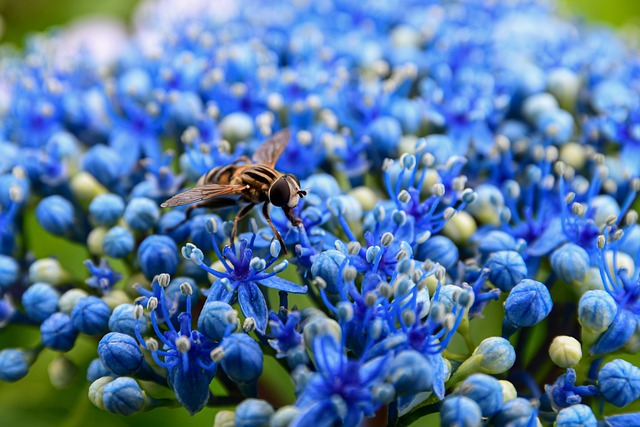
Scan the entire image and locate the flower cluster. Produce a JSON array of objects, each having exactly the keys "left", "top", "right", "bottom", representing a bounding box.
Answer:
[{"left": 2, "top": 0, "right": 640, "bottom": 425}]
